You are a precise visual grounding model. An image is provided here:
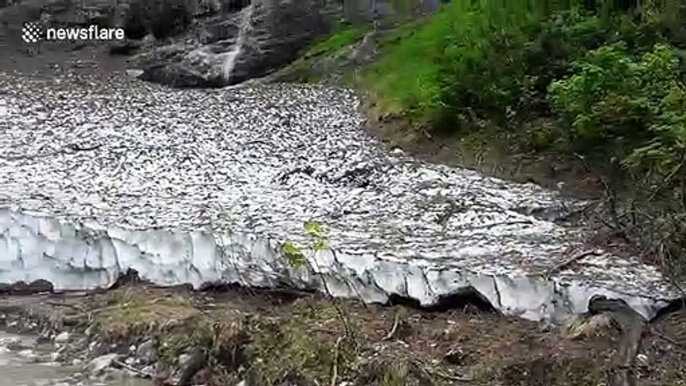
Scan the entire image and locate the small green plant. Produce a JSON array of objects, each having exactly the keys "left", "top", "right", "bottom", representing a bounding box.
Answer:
[
  {"left": 212, "top": 209, "right": 237, "bottom": 235},
  {"left": 280, "top": 221, "right": 353, "bottom": 336},
  {"left": 280, "top": 220, "right": 355, "bottom": 385},
  {"left": 304, "top": 220, "right": 329, "bottom": 252},
  {"left": 280, "top": 220, "right": 330, "bottom": 269},
  {"left": 281, "top": 240, "right": 308, "bottom": 267}
]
